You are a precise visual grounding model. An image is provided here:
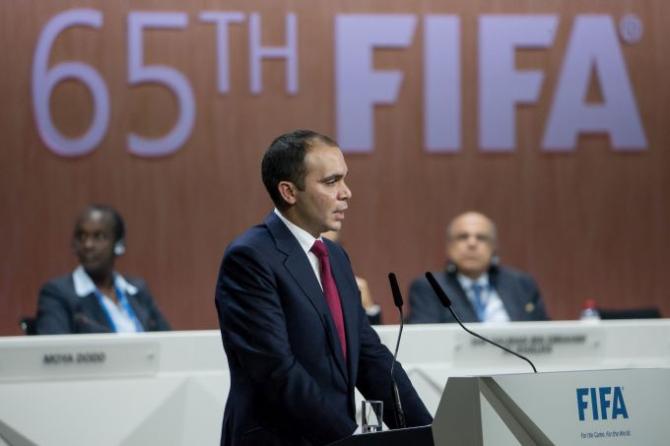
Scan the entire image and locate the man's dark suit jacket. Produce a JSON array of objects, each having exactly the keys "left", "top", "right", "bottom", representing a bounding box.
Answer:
[
  {"left": 35, "top": 274, "right": 171, "bottom": 334},
  {"left": 215, "top": 213, "right": 432, "bottom": 446},
  {"left": 407, "top": 266, "right": 549, "bottom": 323}
]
